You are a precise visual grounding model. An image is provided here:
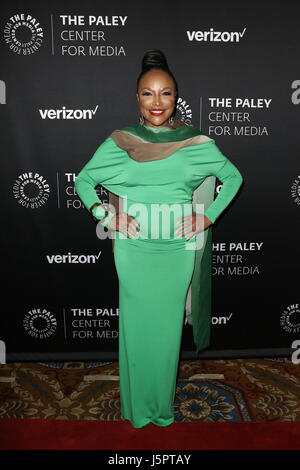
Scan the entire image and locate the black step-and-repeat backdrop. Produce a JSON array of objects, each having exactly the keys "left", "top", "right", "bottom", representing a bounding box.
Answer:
[{"left": 1, "top": 1, "right": 299, "bottom": 362}]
